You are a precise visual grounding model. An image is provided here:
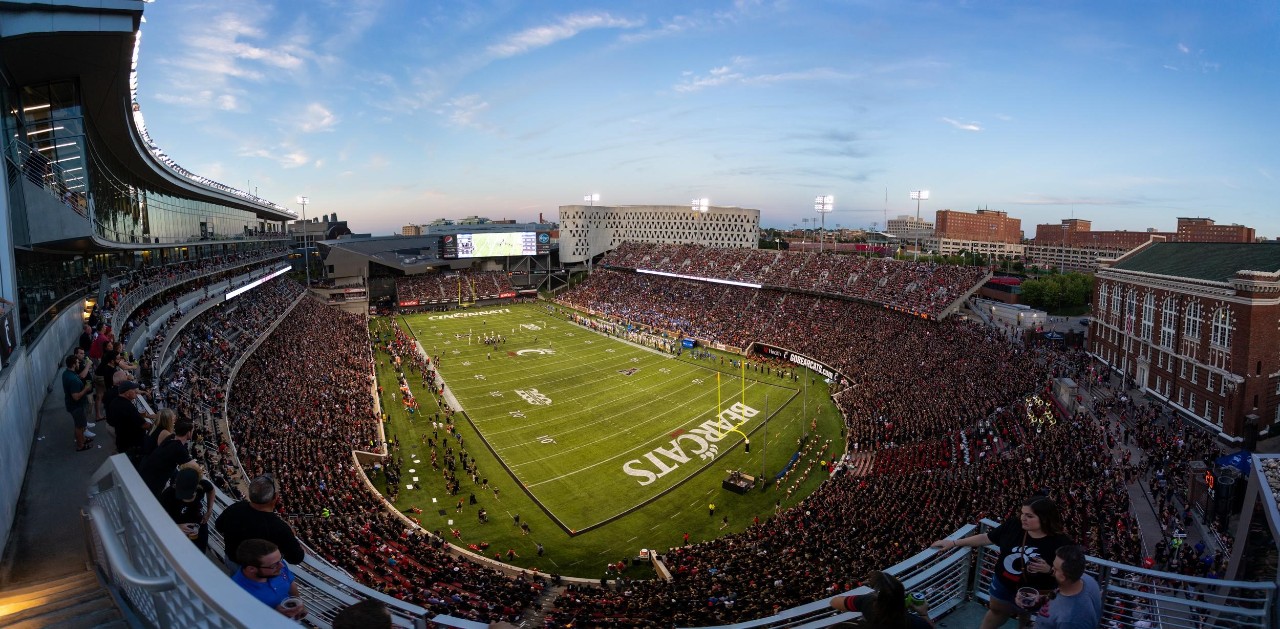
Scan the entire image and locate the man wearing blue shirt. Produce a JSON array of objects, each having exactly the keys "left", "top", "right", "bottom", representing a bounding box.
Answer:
[
  {"left": 232, "top": 539, "right": 307, "bottom": 621},
  {"left": 61, "top": 355, "right": 94, "bottom": 451}
]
